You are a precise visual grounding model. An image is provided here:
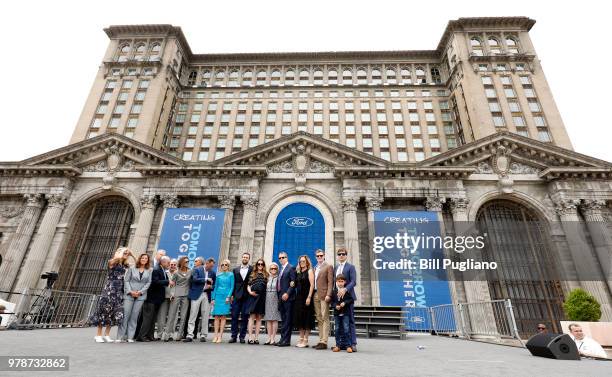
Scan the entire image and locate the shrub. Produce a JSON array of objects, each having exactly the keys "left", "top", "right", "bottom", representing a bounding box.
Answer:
[{"left": 563, "top": 288, "right": 601, "bottom": 322}]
